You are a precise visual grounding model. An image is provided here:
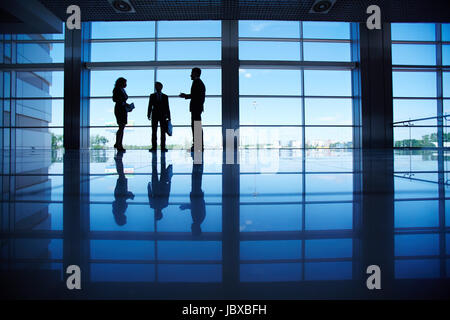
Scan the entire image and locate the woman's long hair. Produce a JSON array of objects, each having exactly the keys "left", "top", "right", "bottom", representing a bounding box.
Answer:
[{"left": 115, "top": 77, "right": 127, "bottom": 89}]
